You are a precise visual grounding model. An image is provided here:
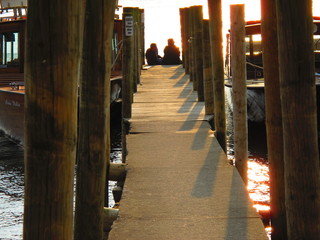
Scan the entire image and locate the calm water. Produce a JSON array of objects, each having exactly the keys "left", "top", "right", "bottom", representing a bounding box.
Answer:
[
  {"left": 226, "top": 94, "right": 271, "bottom": 237},
  {"left": 0, "top": 117, "right": 122, "bottom": 239},
  {"left": 0, "top": 107, "right": 270, "bottom": 239},
  {"left": 0, "top": 130, "right": 24, "bottom": 239}
]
